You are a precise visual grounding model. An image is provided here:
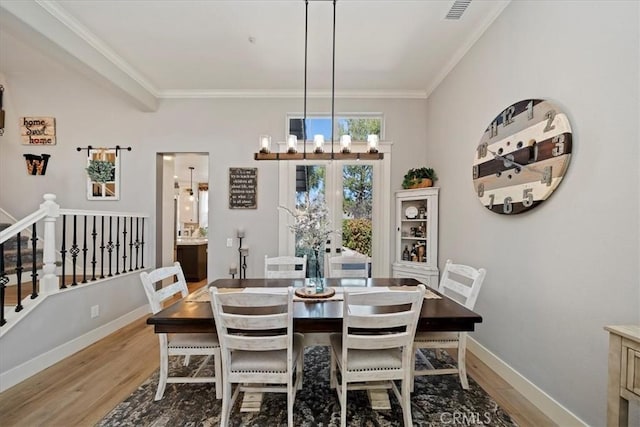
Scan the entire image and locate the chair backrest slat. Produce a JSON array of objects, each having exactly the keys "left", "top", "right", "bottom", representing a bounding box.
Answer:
[
  {"left": 264, "top": 255, "right": 307, "bottom": 278},
  {"left": 140, "top": 262, "right": 188, "bottom": 314},
  {"left": 225, "top": 335, "right": 288, "bottom": 351},
  {"left": 220, "top": 312, "right": 288, "bottom": 330},
  {"left": 328, "top": 254, "right": 370, "bottom": 279},
  {"left": 348, "top": 332, "right": 413, "bottom": 350},
  {"left": 438, "top": 259, "right": 487, "bottom": 310}
]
